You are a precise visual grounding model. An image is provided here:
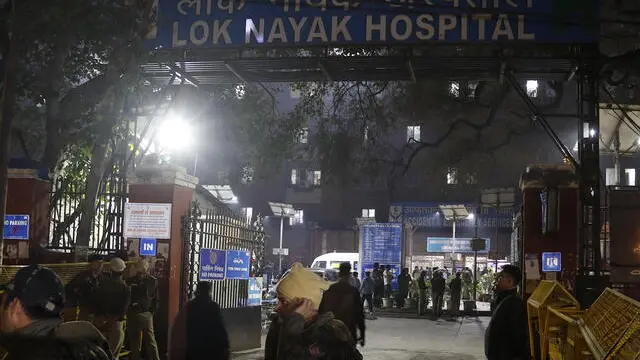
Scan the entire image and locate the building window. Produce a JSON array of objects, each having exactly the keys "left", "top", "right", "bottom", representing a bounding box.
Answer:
[
  {"left": 290, "top": 169, "right": 298, "bottom": 185},
  {"left": 241, "top": 166, "right": 254, "bottom": 184},
  {"left": 625, "top": 168, "right": 636, "bottom": 186},
  {"left": 465, "top": 173, "right": 477, "bottom": 185},
  {"left": 309, "top": 170, "right": 322, "bottom": 186},
  {"left": 298, "top": 127, "right": 309, "bottom": 144},
  {"left": 242, "top": 207, "right": 253, "bottom": 225},
  {"left": 449, "top": 81, "right": 460, "bottom": 98},
  {"left": 526, "top": 80, "right": 538, "bottom": 98},
  {"left": 447, "top": 167, "right": 458, "bottom": 185},
  {"left": 407, "top": 126, "right": 421, "bottom": 142},
  {"left": 605, "top": 168, "right": 616, "bottom": 186},
  {"left": 362, "top": 208, "right": 376, "bottom": 218},
  {"left": 291, "top": 209, "right": 304, "bottom": 225},
  {"left": 235, "top": 84, "right": 246, "bottom": 99}
]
